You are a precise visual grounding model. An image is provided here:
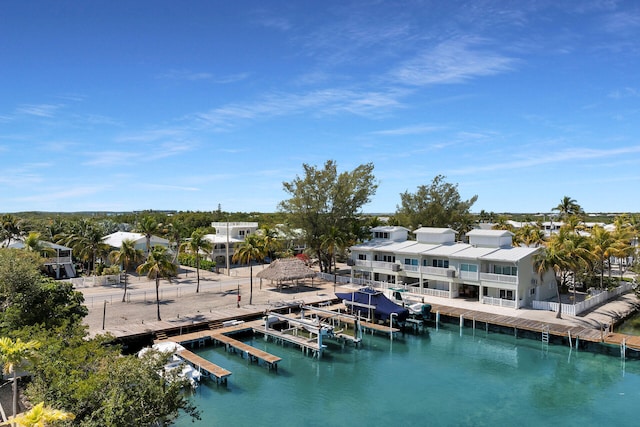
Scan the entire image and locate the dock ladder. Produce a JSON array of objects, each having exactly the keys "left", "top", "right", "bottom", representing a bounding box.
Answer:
[{"left": 541, "top": 326, "right": 550, "bottom": 344}]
